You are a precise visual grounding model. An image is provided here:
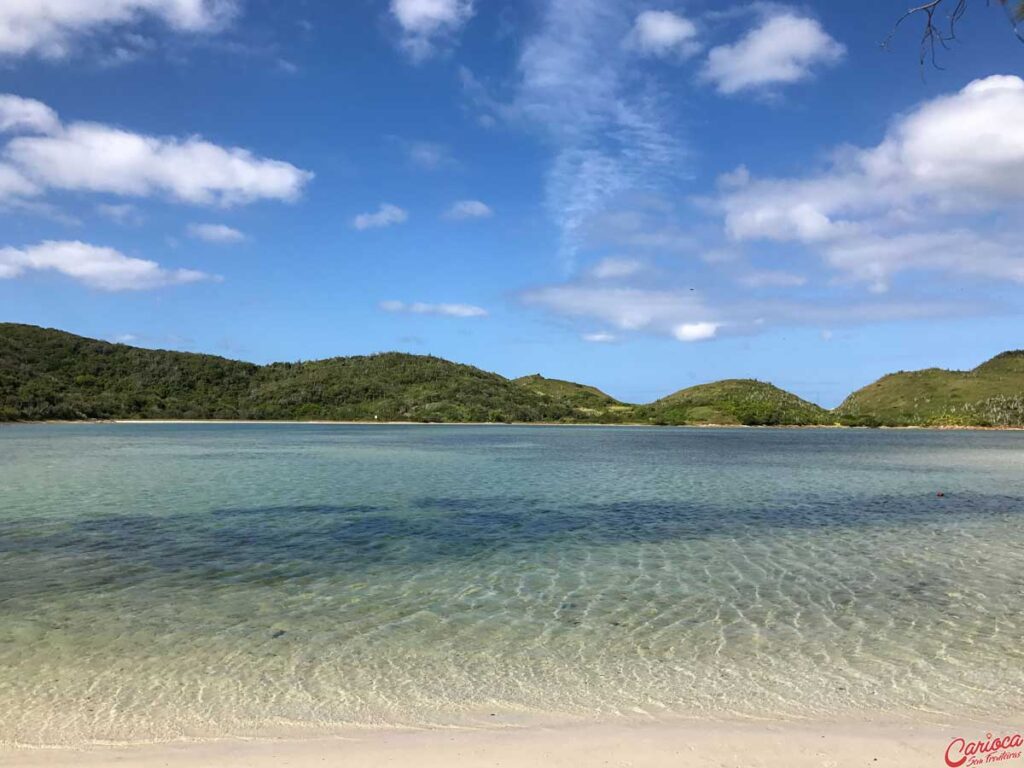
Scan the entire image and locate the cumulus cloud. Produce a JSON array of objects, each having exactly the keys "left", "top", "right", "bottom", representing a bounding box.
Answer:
[
  {"left": 379, "top": 300, "right": 487, "bottom": 317},
  {"left": 672, "top": 321, "right": 719, "bottom": 342},
  {"left": 390, "top": 0, "right": 474, "bottom": 61},
  {"left": 701, "top": 13, "right": 844, "bottom": 95},
  {"left": 0, "top": 94, "right": 60, "bottom": 135},
  {"left": 0, "top": 0, "right": 239, "bottom": 59},
  {"left": 0, "top": 240, "right": 216, "bottom": 290},
  {"left": 717, "top": 75, "right": 1024, "bottom": 290},
  {"left": 0, "top": 163, "right": 39, "bottom": 199},
  {"left": 444, "top": 199, "right": 492, "bottom": 220},
  {"left": 0, "top": 93, "right": 313, "bottom": 207},
  {"left": 627, "top": 10, "right": 699, "bottom": 58},
  {"left": 187, "top": 222, "right": 245, "bottom": 243},
  {"left": 7, "top": 125, "right": 312, "bottom": 206},
  {"left": 588, "top": 256, "right": 644, "bottom": 279},
  {"left": 866, "top": 75, "right": 1024, "bottom": 202},
  {"left": 353, "top": 203, "right": 408, "bottom": 230}
]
